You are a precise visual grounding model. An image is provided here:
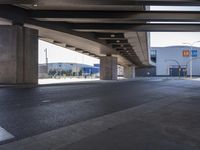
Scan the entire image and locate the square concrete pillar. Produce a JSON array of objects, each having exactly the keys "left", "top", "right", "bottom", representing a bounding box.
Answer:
[
  {"left": 0, "top": 25, "right": 38, "bottom": 84},
  {"left": 124, "top": 65, "right": 135, "bottom": 79},
  {"left": 100, "top": 56, "right": 117, "bottom": 80}
]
